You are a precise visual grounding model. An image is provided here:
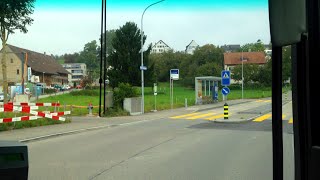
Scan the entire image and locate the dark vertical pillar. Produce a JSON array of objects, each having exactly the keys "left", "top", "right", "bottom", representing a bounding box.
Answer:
[
  {"left": 103, "top": 0, "right": 107, "bottom": 114},
  {"left": 271, "top": 46, "right": 283, "bottom": 180}
]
